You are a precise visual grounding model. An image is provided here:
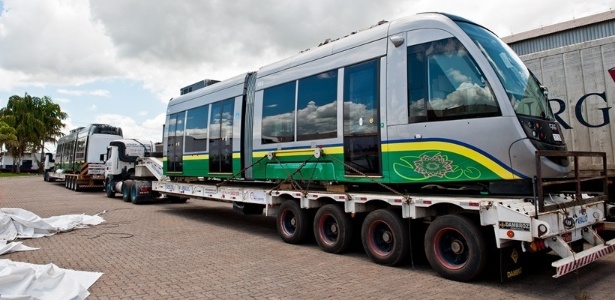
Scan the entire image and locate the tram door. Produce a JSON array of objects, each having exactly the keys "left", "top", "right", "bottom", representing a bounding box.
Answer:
[
  {"left": 343, "top": 59, "right": 382, "bottom": 175},
  {"left": 209, "top": 99, "right": 234, "bottom": 174},
  {"left": 167, "top": 112, "right": 184, "bottom": 172}
]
